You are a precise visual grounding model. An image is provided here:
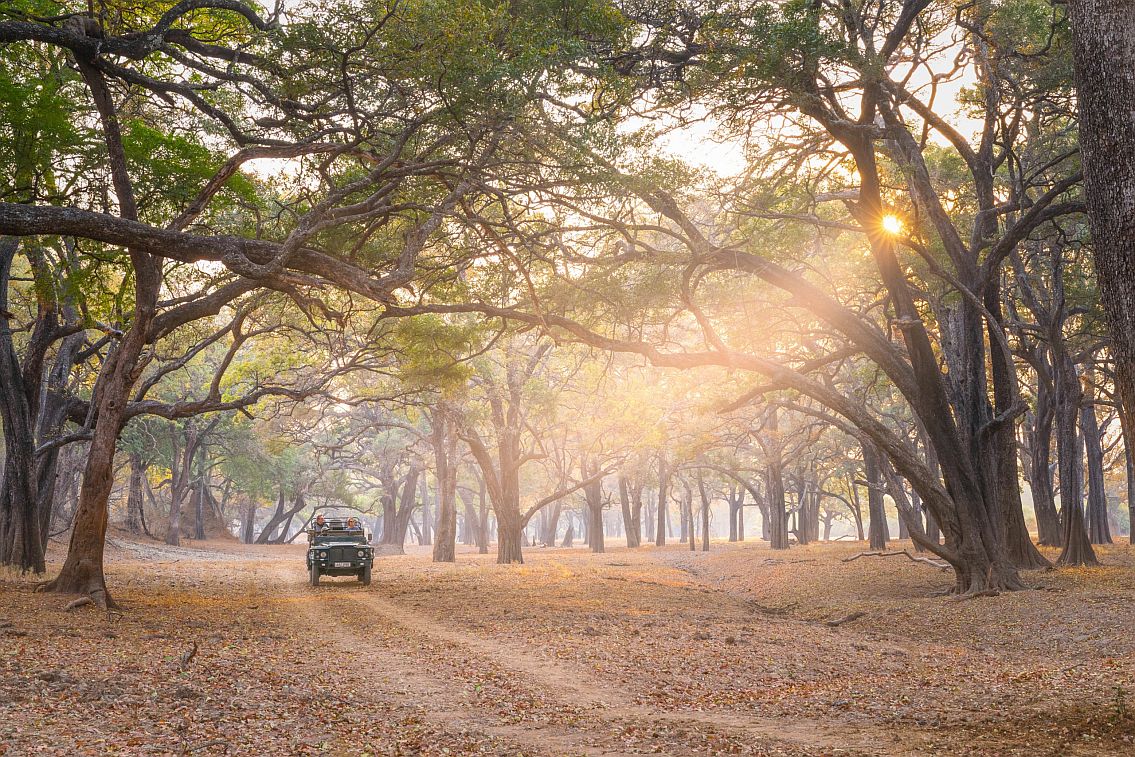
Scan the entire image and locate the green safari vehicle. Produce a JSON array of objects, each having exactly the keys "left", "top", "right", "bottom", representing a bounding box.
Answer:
[{"left": 305, "top": 516, "right": 375, "bottom": 586}]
